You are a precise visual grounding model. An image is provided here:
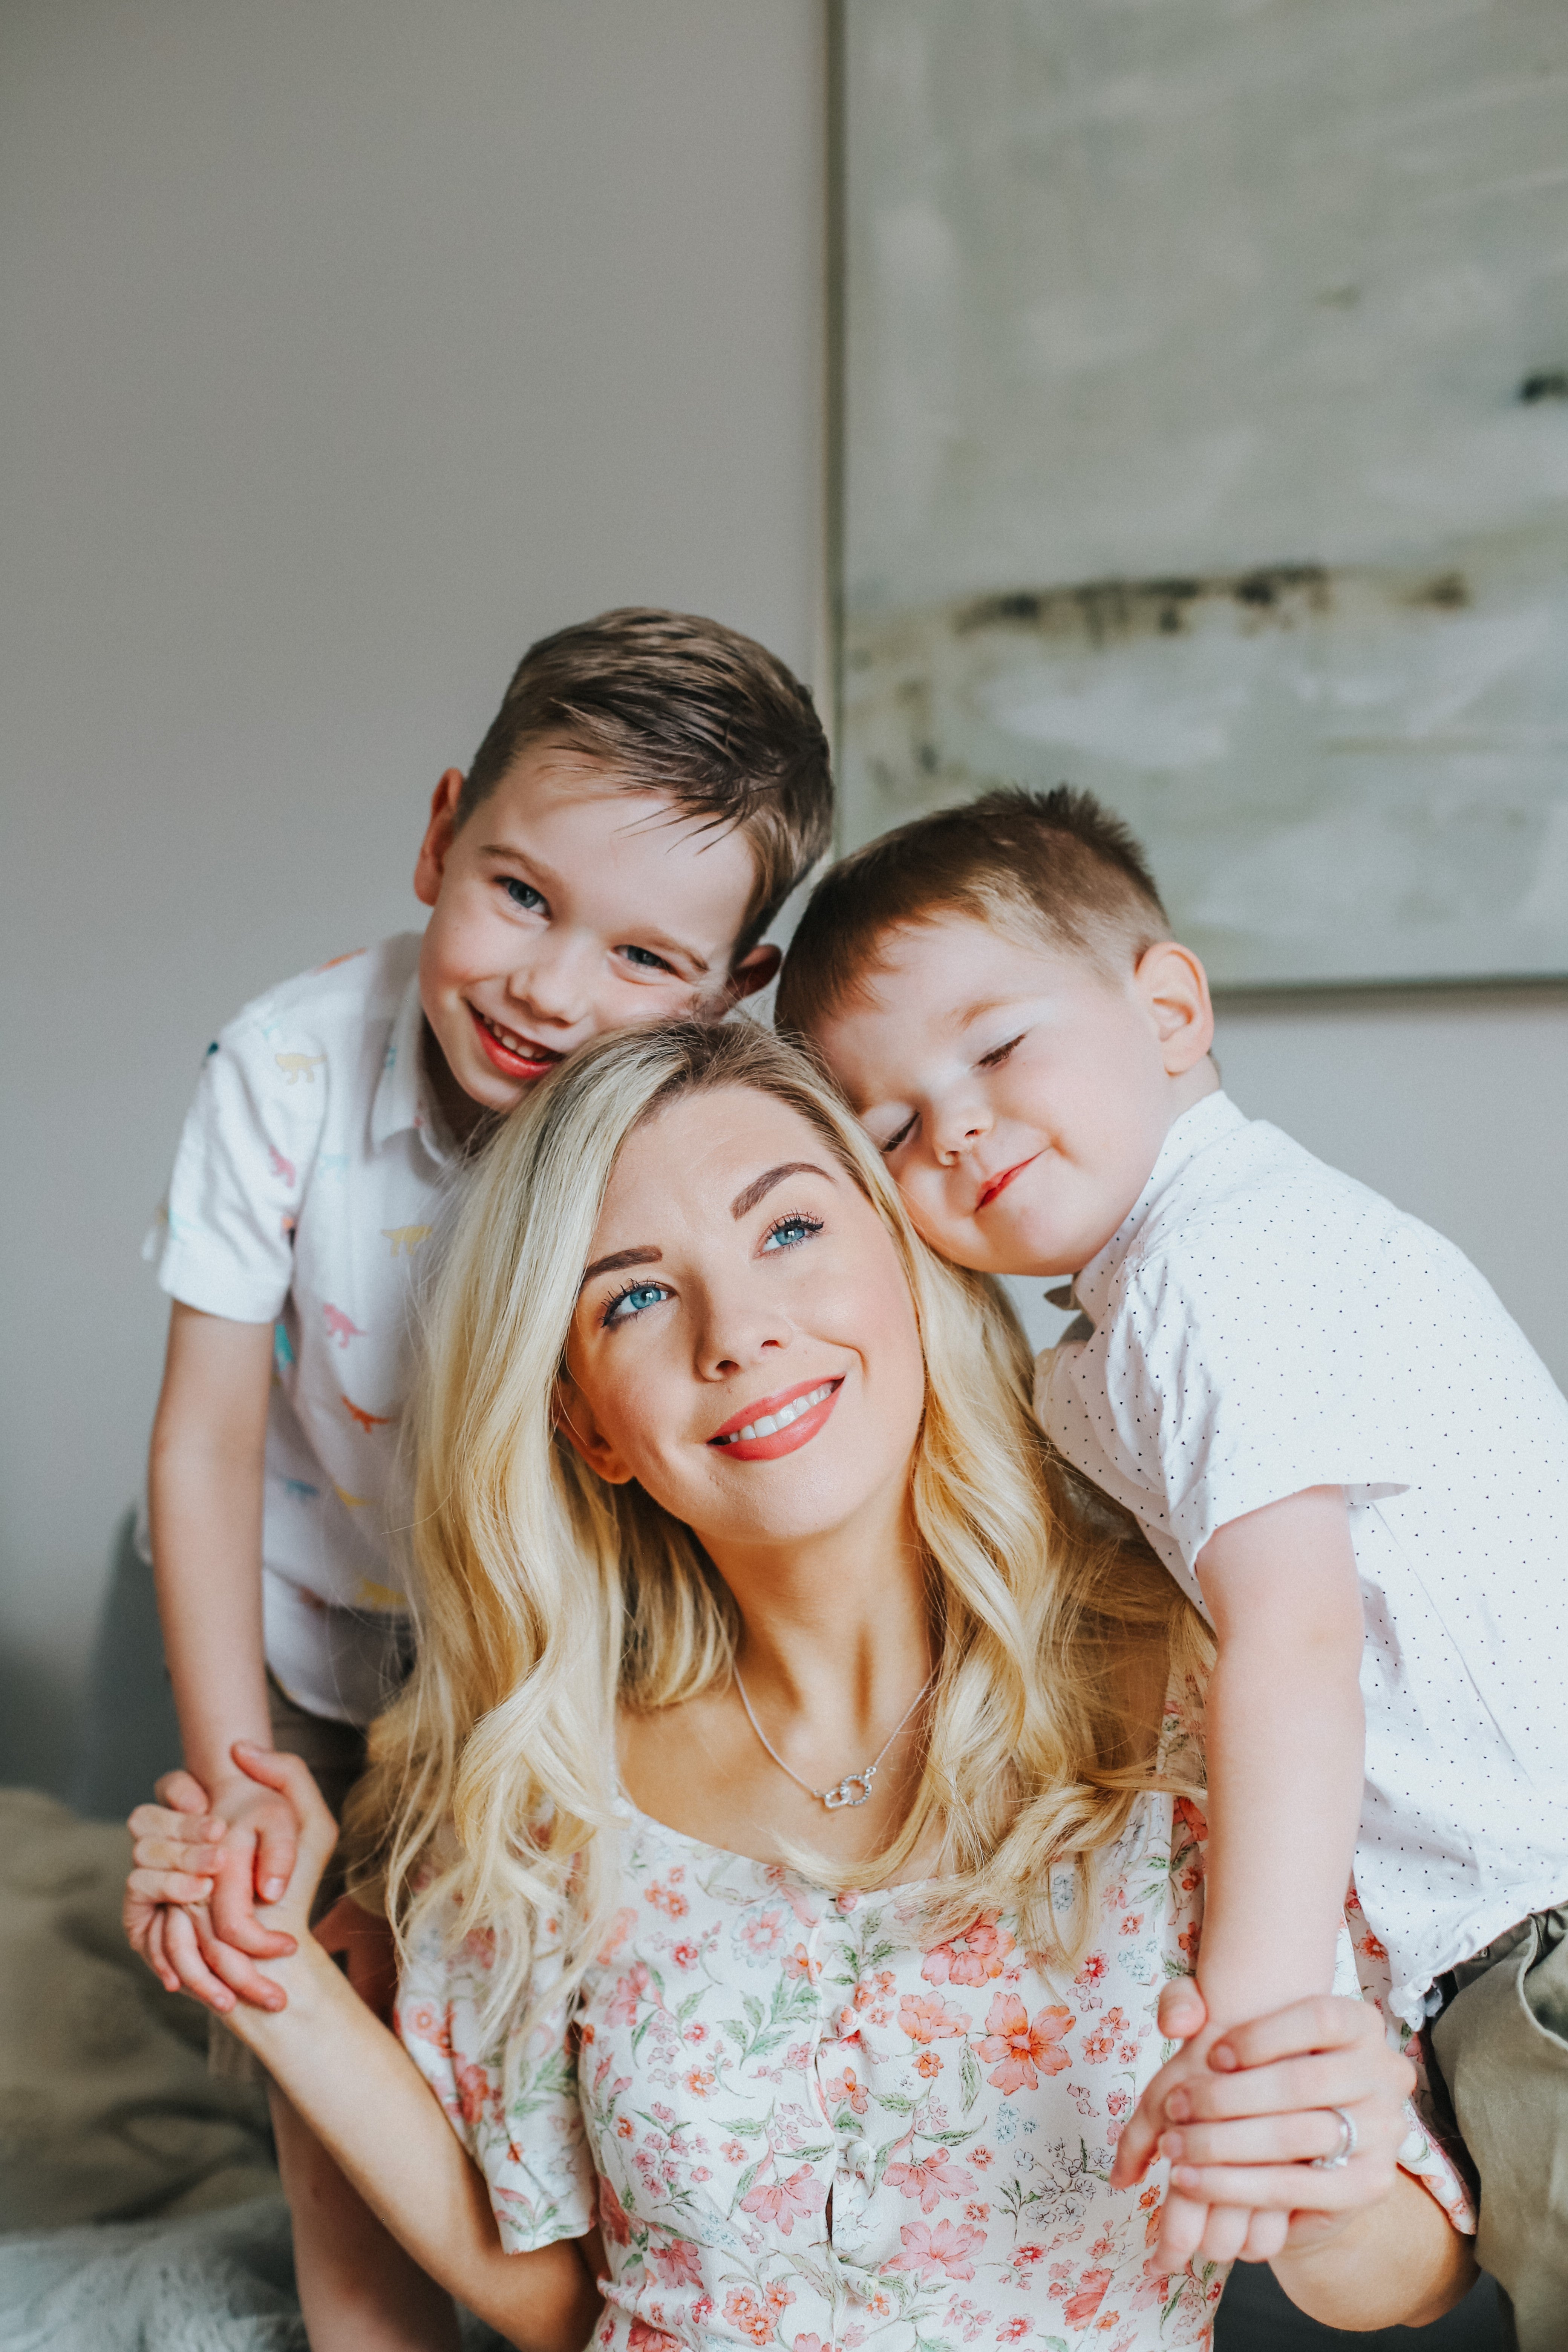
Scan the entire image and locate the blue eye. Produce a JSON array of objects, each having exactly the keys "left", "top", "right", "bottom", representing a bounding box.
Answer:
[
  {"left": 761, "top": 1213, "right": 823, "bottom": 1253},
  {"left": 502, "top": 877, "right": 545, "bottom": 913},
  {"left": 602, "top": 1279, "right": 670, "bottom": 1328},
  {"left": 621, "top": 944, "right": 675, "bottom": 974}
]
